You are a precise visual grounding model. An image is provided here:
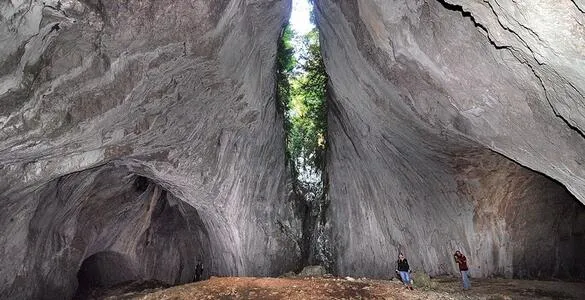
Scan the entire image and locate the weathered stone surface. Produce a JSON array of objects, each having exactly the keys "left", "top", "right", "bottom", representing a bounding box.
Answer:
[
  {"left": 315, "top": 0, "right": 585, "bottom": 279},
  {"left": 298, "top": 265, "right": 327, "bottom": 277},
  {"left": 2, "top": 0, "right": 585, "bottom": 297},
  {"left": 0, "top": 0, "right": 300, "bottom": 298}
]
